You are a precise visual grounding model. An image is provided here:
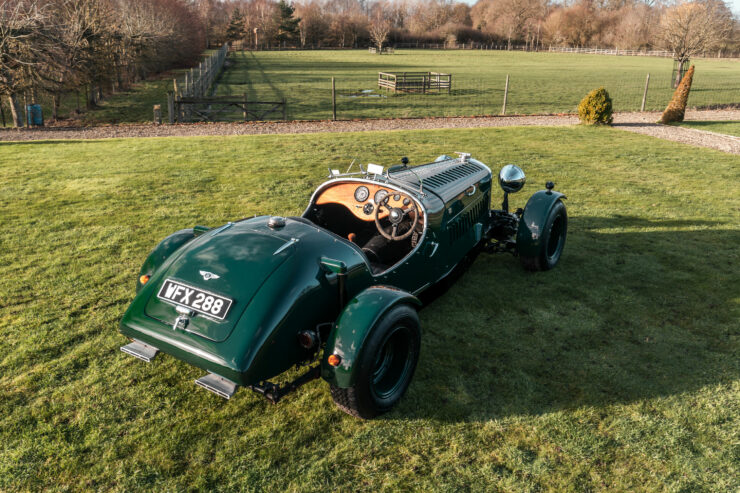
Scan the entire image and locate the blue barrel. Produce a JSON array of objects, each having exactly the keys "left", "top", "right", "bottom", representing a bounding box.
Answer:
[{"left": 26, "top": 104, "right": 43, "bottom": 126}]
